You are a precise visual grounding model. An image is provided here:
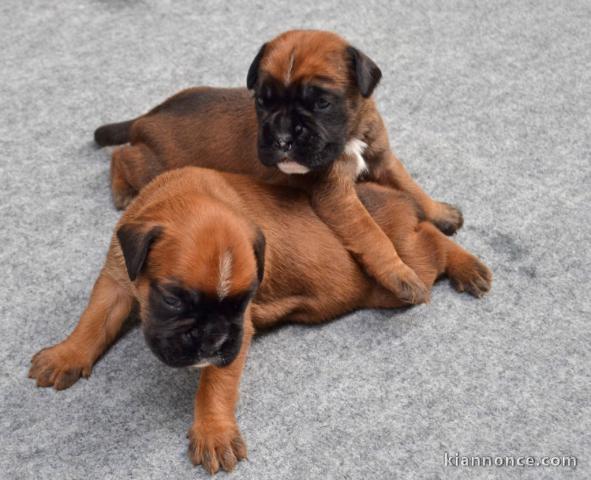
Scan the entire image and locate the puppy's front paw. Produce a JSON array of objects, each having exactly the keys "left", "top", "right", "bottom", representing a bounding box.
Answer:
[
  {"left": 28, "top": 343, "right": 92, "bottom": 390},
  {"left": 188, "top": 419, "right": 247, "bottom": 474},
  {"left": 392, "top": 265, "right": 430, "bottom": 305},
  {"left": 431, "top": 202, "right": 464, "bottom": 236}
]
